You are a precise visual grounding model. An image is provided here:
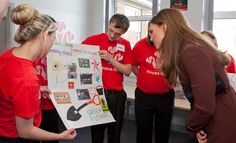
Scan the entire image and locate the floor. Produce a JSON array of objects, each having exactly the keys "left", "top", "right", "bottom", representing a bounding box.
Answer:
[
  {"left": 120, "top": 120, "right": 197, "bottom": 143},
  {"left": 60, "top": 120, "right": 197, "bottom": 143}
]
